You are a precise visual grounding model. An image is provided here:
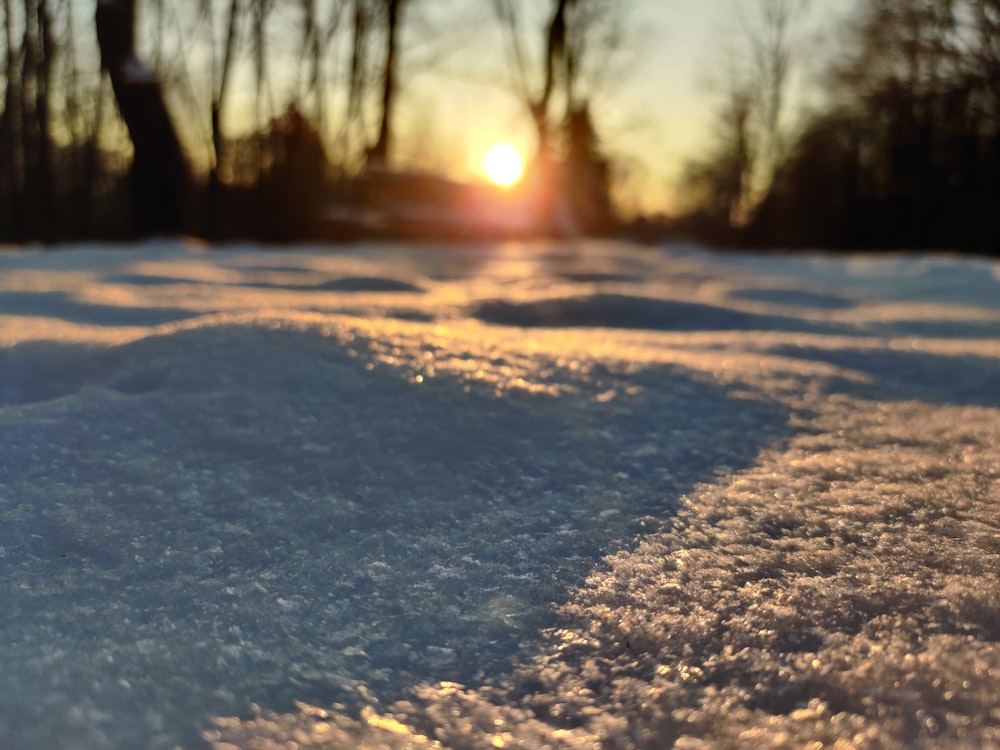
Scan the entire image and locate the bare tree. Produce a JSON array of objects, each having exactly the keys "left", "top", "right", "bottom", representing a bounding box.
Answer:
[
  {"left": 249, "top": 0, "right": 275, "bottom": 178},
  {"left": 57, "top": 0, "right": 93, "bottom": 235},
  {"left": 344, "top": 0, "right": 372, "bottom": 161},
  {"left": 492, "top": 0, "right": 570, "bottom": 168},
  {"left": 972, "top": 0, "right": 1000, "bottom": 129},
  {"left": 738, "top": 0, "right": 999, "bottom": 250},
  {"left": 31, "top": 0, "right": 55, "bottom": 239},
  {"left": 492, "top": 0, "right": 620, "bottom": 232},
  {"left": 0, "top": 0, "right": 57, "bottom": 240},
  {"left": 206, "top": 0, "right": 240, "bottom": 236},
  {"left": 367, "top": 0, "right": 406, "bottom": 167},
  {"left": 751, "top": 2, "right": 796, "bottom": 179},
  {"left": 0, "top": 0, "right": 25, "bottom": 237},
  {"left": 681, "top": 0, "right": 808, "bottom": 227},
  {"left": 96, "top": 0, "right": 188, "bottom": 236},
  {"left": 732, "top": 0, "right": 807, "bottom": 222},
  {"left": 298, "top": 0, "right": 346, "bottom": 129}
]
